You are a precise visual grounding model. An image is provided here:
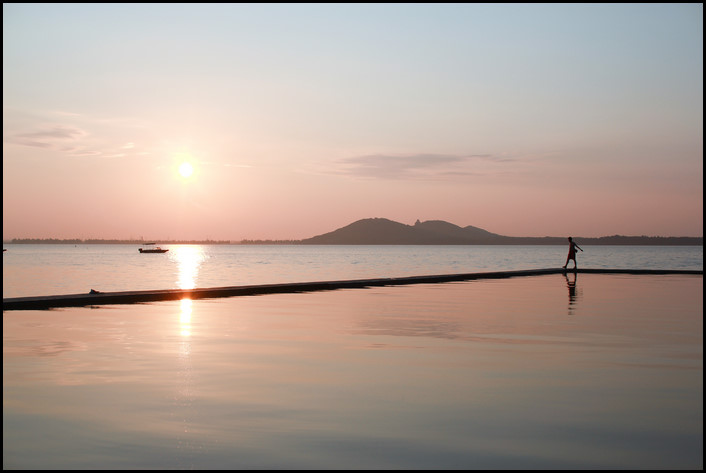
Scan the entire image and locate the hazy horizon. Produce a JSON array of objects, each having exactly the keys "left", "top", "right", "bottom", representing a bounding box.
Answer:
[
  {"left": 3, "top": 4, "right": 703, "bottom": 241},
  {"left": 3, "top": 214, "right": 704, "bottom": 243}
]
